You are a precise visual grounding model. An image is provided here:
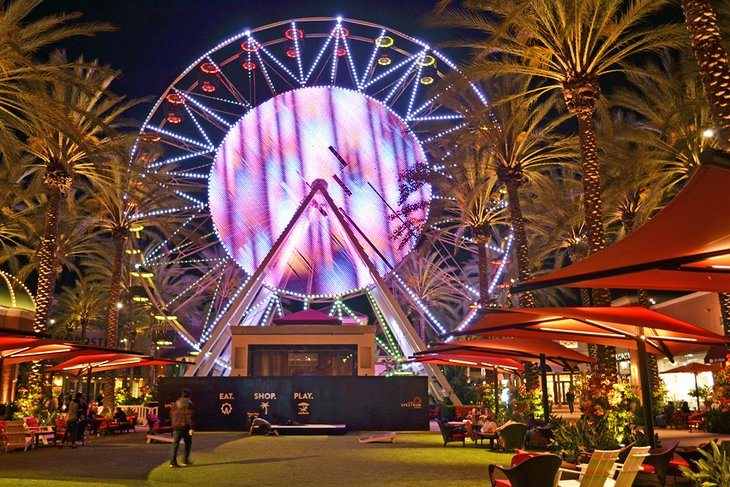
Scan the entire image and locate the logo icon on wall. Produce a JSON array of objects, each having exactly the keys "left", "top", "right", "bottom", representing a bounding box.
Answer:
[
  {"left": 221, "top": 402, "right": 233, "bottom": 415},
  {"left": 297, "top": 402, "right": 310, "bottom": 415},
  {"left": 260, "top": 401, "right": 270, "bottom": 415},
  {"left": 400, "top": 396, "right": 423, "bottom": 409}
]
